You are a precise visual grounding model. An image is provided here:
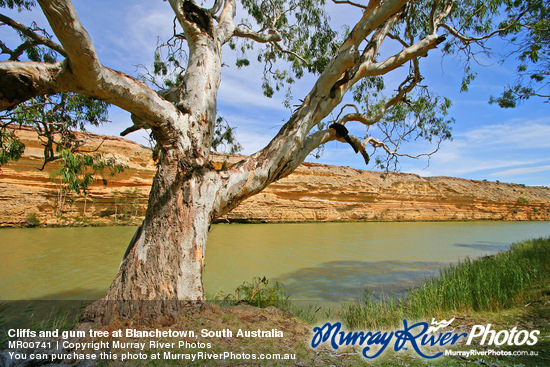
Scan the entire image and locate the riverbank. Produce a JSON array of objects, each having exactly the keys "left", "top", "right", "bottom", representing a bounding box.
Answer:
[
  {"left": 2, "top": 237, "right": 549, "bottom": 366},
  {"left": 1, "top": 127, "right": 550, "bottom": 227}
]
